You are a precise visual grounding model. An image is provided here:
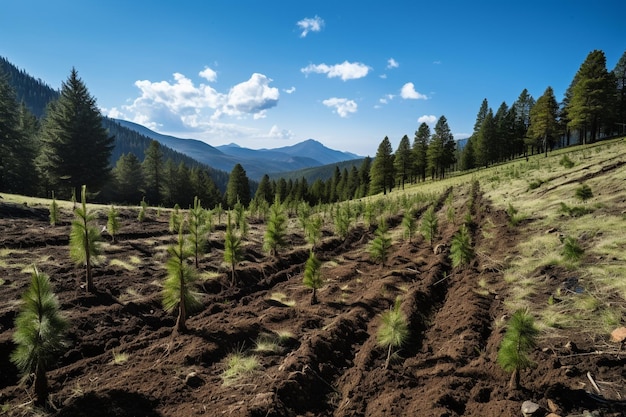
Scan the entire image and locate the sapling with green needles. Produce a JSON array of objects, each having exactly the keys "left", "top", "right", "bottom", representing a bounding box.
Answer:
[
  {"left": 163, "top": 221, "right": 202, "bottom": 334},
  {"left": 107, "top": 205, "right": 120, "bottom": 243},
  {"left": 263, "top": 196, "right": 288, "bottom": 258},
  {"left": 303, "top": 250, "right": 323, "bottom": 305},
  {"left": 377, "top": 297, "right": 409, "bottom": 369},
  {"left": 69, "top": 185, "right": 102, "bottom": 293},
  {"left": 49, "top": 191, "right": 59, "bottom": 226},
  {"left": 188, "top": 196, "right": 210, "bottom": 268},
  {"left": 402, "top": 208, "right": 417, "bottom": 242},
  {"left": 450, "top": 224, "right": 474, "bottom": 268},
  {"left": 497, "top": 309, "right": 539, "bottom": 390},
  {"left": 369, "top": 218, "right": 392, "bottom": 267},
  {"left": 11, "top": 266, "right": 68, "bottom": 407},
  {"left": 420, "top": 205, "right": 438, "bottom": 248}
]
